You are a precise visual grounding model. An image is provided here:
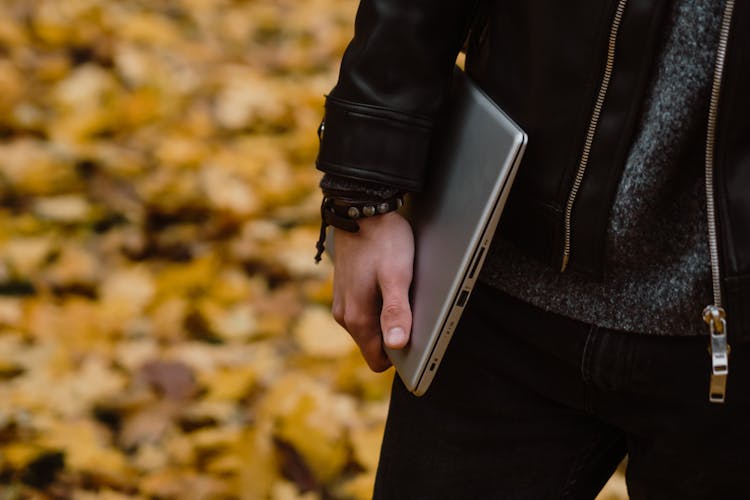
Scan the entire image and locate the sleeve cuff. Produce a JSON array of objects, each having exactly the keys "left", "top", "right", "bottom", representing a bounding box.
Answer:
[
  {"left": 315, "top": 96, "right": 434, "bottom": 192},
  {"left": 319, "top": 172, "right": 402, "bottom": 201}
]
